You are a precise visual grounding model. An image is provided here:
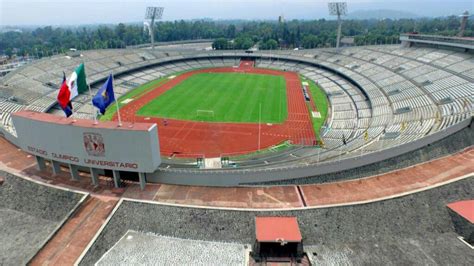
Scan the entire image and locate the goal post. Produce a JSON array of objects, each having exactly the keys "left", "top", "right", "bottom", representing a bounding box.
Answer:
[{"left": 196, "top": 109, "right": 215, "bottom": 120}]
